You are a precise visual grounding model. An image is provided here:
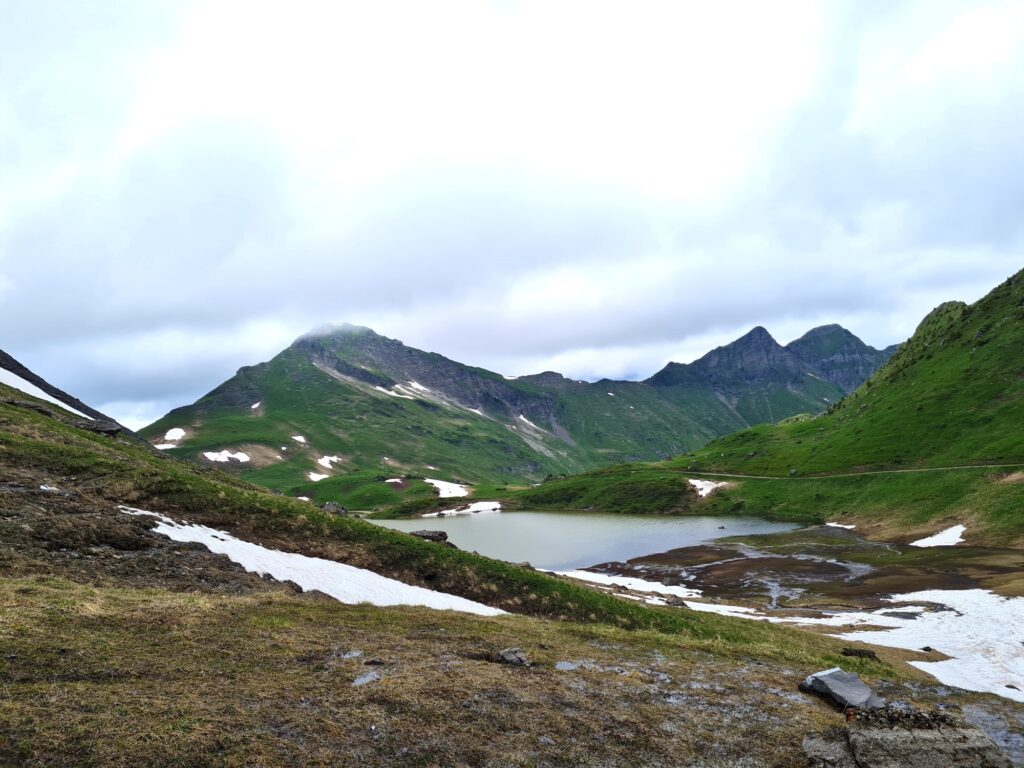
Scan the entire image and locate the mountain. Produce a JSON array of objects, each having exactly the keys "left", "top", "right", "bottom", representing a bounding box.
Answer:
[
  {"left": 506, "top": 269, "right": 1024, "bottom": 545},
  {"left": 11, "top": 339, "right": 989, "bottom": 766},
  {"left": 139, "top": 322, "right": 894, "bottom": 508},
  {"left": 786, "top": 324, "right": 899, "bottom": 393},
  {"left": 645, "top": 325, "right": 876, "bottom": 431}
]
